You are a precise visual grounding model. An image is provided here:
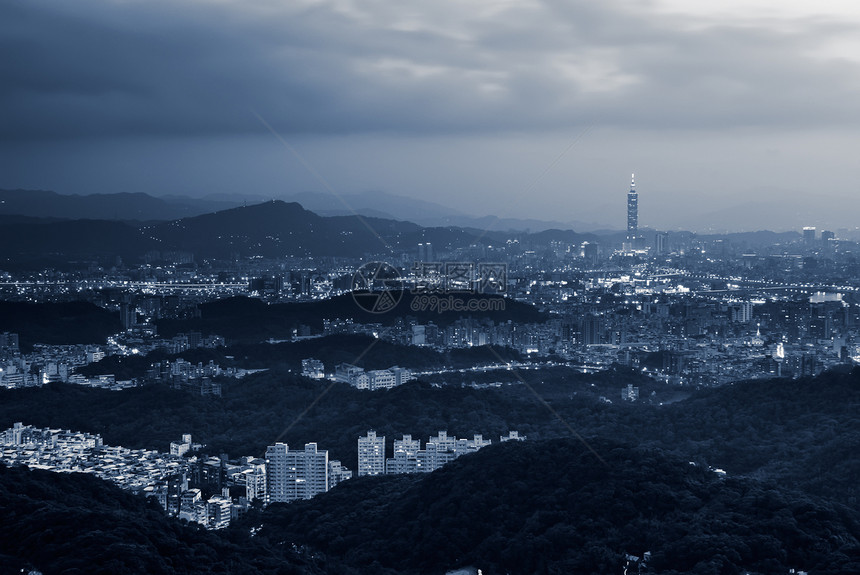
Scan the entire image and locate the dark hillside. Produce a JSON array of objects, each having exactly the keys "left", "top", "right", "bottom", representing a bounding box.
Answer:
[
  {"left": 0, "top": 300, "right": 121, "bottom": 350},
  {"left": 156, "top": 293, "right": 545, "bottom": 341},
  {"left": 257, "top": 439, "right": 860, "bottom": 575},
  {"left": 0, "top": 464, "right": 325, "bottom": 575}
]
